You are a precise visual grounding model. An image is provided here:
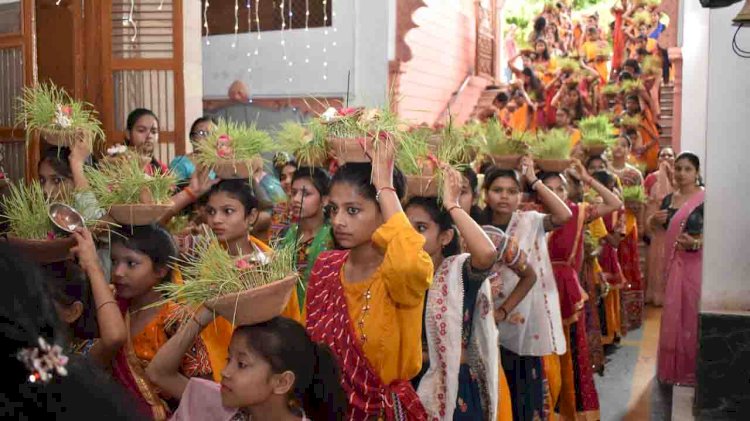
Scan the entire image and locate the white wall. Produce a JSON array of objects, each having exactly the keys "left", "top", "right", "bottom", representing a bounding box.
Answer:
[
  {"left": 202, "top": 0, "right": 389, "bottom": 108},
  {"left": 203, "top": 0, "right": 355, "bottom": 99},
  {"left": 701, "top": 3, "right": 750, "bottom": 312},
  {"left": 678, "top": 0, "right": 710, "bottom": 163},
  {"left": 183, "top": 0, "right": 204, "bottom": 151}
]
